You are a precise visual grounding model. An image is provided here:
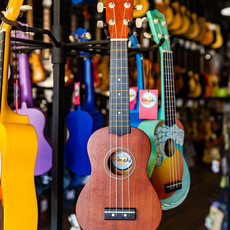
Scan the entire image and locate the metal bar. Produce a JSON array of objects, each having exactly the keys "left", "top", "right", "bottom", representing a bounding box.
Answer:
[
  {"left": 10, "top": 37, "right": 52, "bottom": 47},
  {"left": 51, "top": 0, "right": 66, "bottom": 229}
]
